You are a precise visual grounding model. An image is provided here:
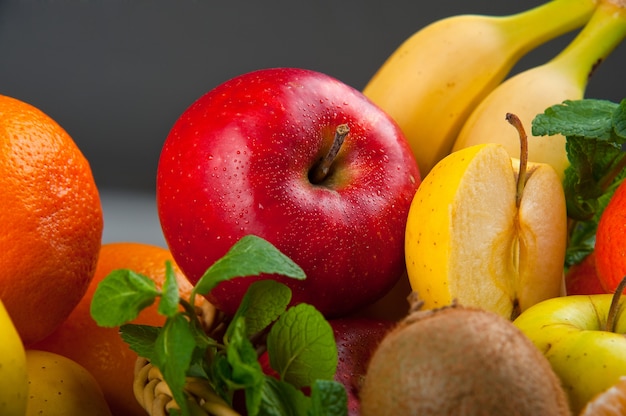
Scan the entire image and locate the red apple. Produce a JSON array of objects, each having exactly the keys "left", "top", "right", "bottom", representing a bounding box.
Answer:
[
  {"left": 258, "top": 317, "right": 395, "bottom": 416},
  {"left": 156, "top": 68, "right": 421, "bottom": 317},
  {"left": 565, "top": 252, "right": 607, "bottom": 295},
  {"left": 330, "top": 318, "right": 395, "bottom": 415}
]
